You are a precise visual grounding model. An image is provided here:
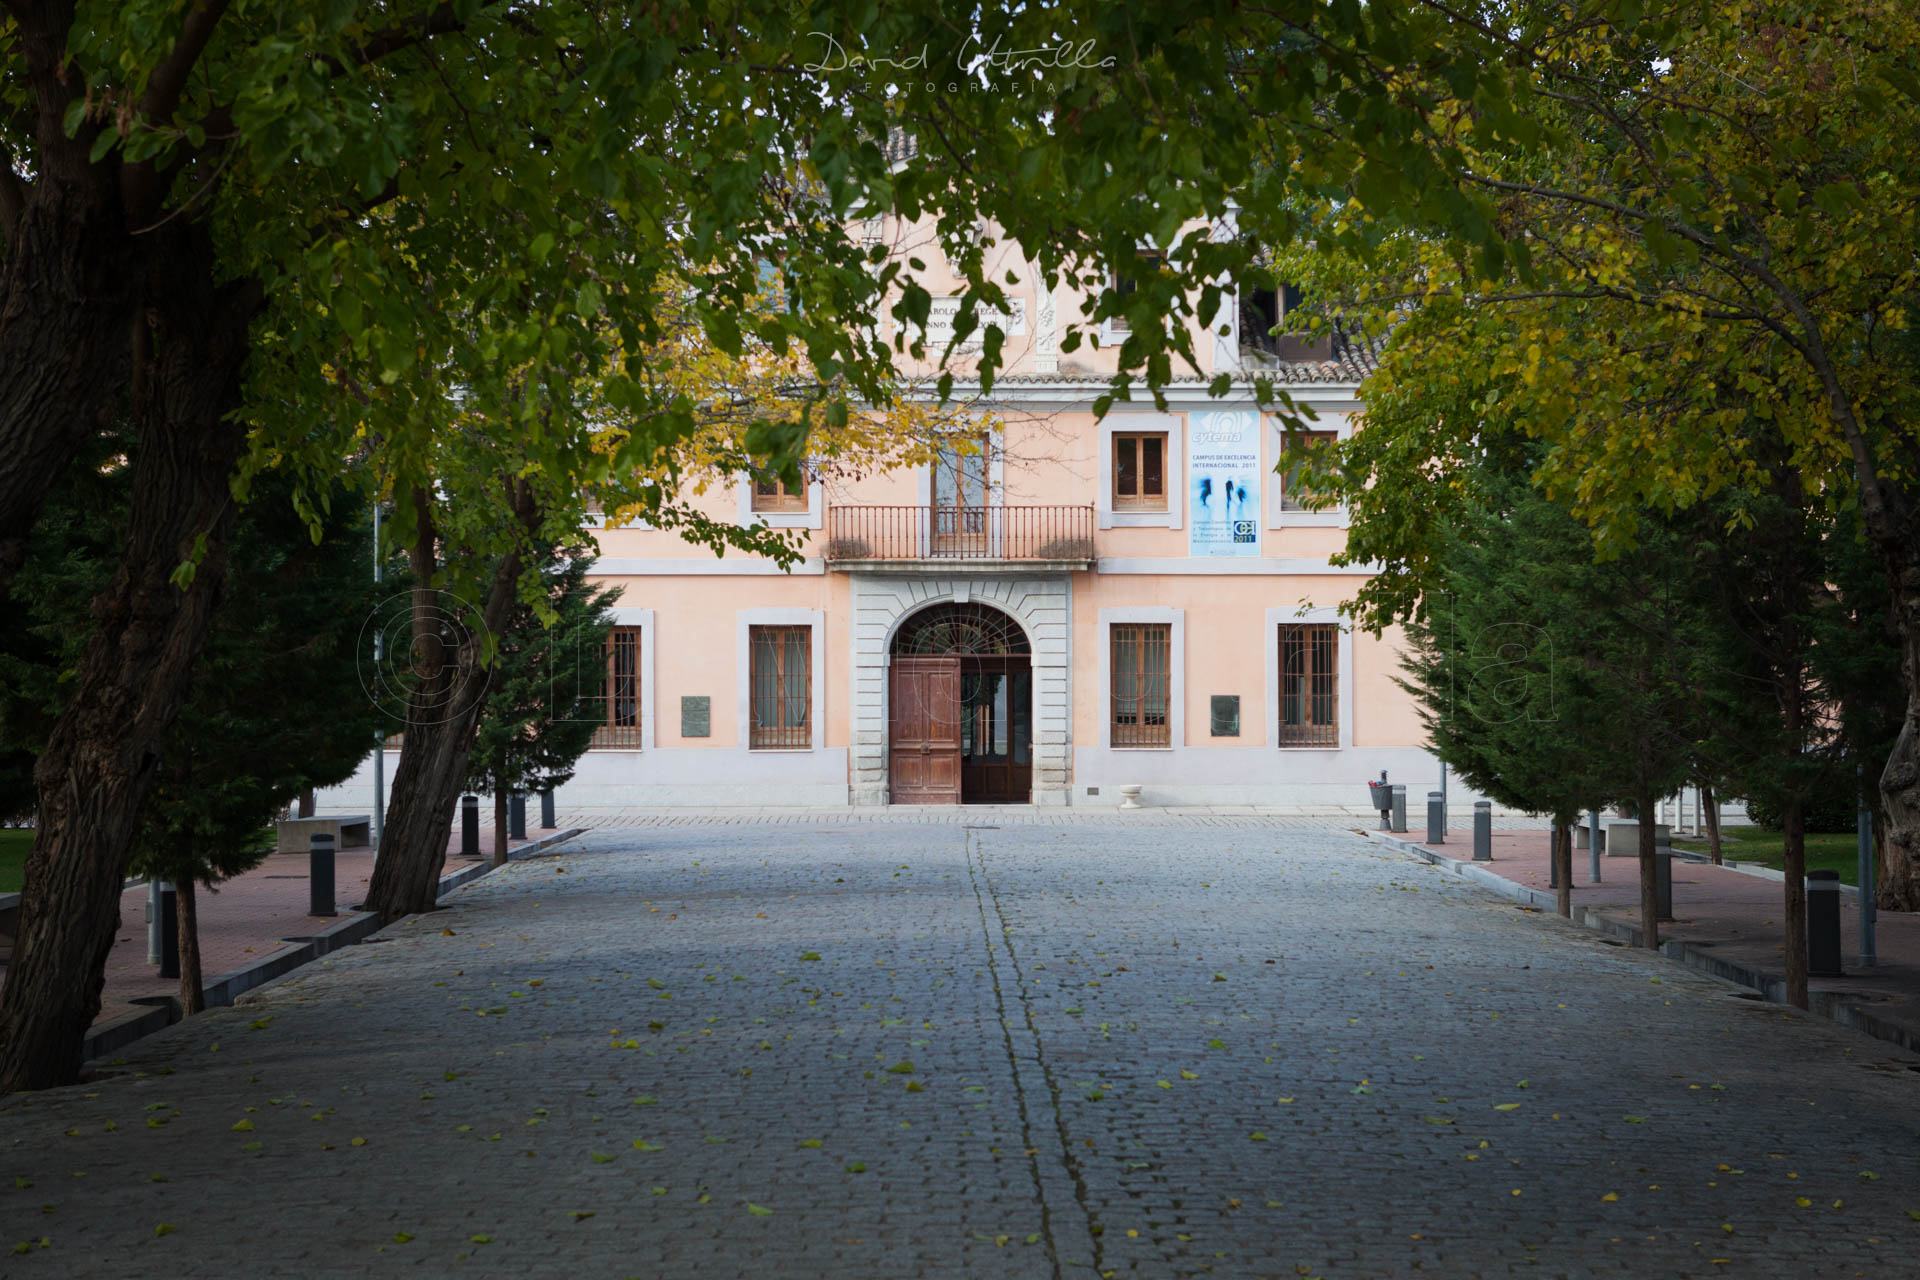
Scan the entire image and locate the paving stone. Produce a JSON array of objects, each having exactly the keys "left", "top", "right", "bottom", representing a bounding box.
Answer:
[{"left": 1, "top": 819, "right": 1916, "bottom": 1278}]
